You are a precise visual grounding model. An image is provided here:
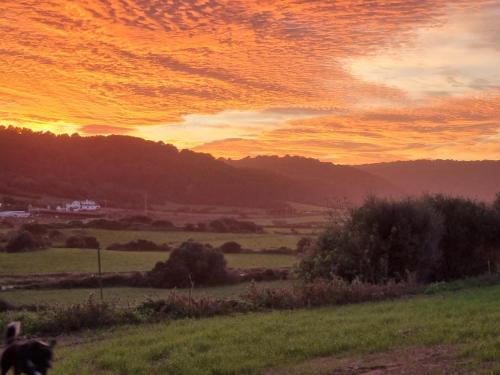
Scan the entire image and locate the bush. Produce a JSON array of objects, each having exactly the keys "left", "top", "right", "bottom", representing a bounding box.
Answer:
[
  {"left": 0, "top": 299, "right": 14, "bottom": 312},
  {"left": 151, "top": 220, "right": 175, "bottom": 229},
  {"left": 65, "top": 235, "right": 100, "bottom": 249},
  {"left": 218, "top": 241, "right": 243, "bottom": 253},
  {"left": 36, "top": 297, "right": 140, "bottom": 334},
  {"left": 48, "top": 229, "right": 63, "bottom": 240},
  {"left": 300, "top": 195, "right": 500, "bottom": 284},
  {"left": 261, "top": 246, "right": 295, "bottom": 255},
  {"left": 107, "top": 239, "right": 171, "bottom": 252},
  {"left": 148, "top": 241, "right": 228, "bottom": 288},
  {"left": 426, "top": 195, "right": 500, "bottom": 280},
  {"left": 120, "top": 215, "right": 152, "bottom": 225},
  {"left": 4, "top": 231, "right": 49, "bottom": 252},
  {"left": 208, "top": 218, "right": 263, "bottom": 233},
  {"left": 85, "top": 219, "right": 126, "bottom": 230},
  {"left": 21, "top": 223, "right": 49, "bottom": 236}
]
